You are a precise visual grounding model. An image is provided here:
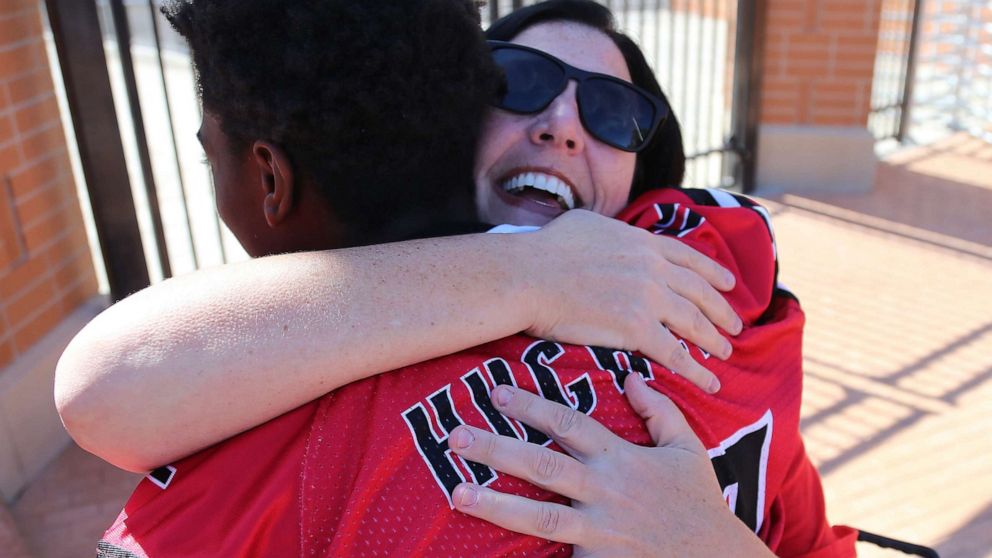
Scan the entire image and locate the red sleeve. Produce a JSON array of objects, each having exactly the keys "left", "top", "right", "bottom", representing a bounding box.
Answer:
[
  {"left": 768, "top": 439, "right": 858, "bottom": 558},
  {"left": 100, "top": 402, "right": 317, "bottom": 557}
]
